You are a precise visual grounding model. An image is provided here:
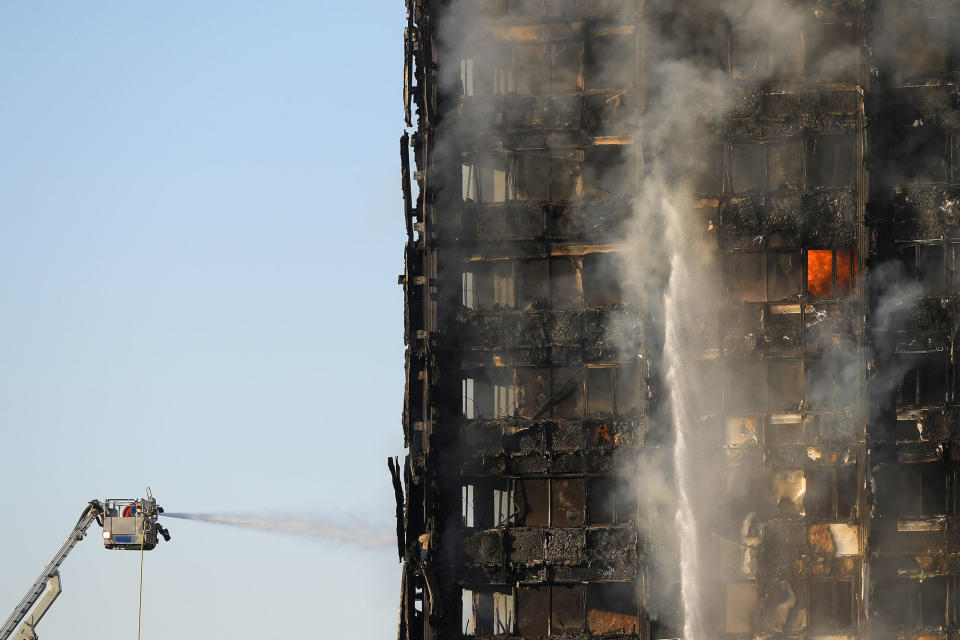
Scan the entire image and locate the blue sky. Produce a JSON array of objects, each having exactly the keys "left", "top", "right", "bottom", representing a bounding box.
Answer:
[{"left": 0, "top": 3, "right": 406, "bottom": 638}]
